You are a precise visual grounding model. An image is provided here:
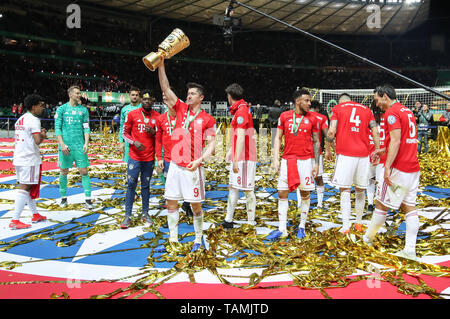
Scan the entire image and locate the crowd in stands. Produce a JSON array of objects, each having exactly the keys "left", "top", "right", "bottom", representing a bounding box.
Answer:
[{"left": 0, "top": 0, "right": 448, "bottom": 120}]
